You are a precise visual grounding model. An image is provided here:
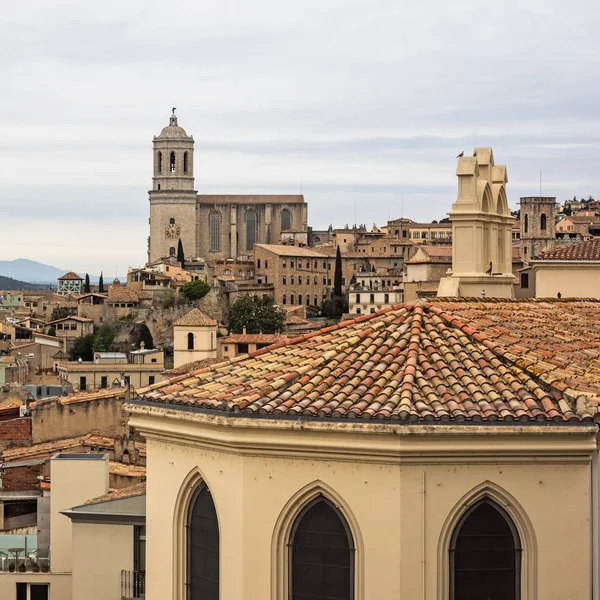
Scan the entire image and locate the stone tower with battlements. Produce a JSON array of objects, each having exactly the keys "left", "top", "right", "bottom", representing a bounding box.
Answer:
[{"left": 519, "top": 197, "right": 556, "bottom": 261}]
